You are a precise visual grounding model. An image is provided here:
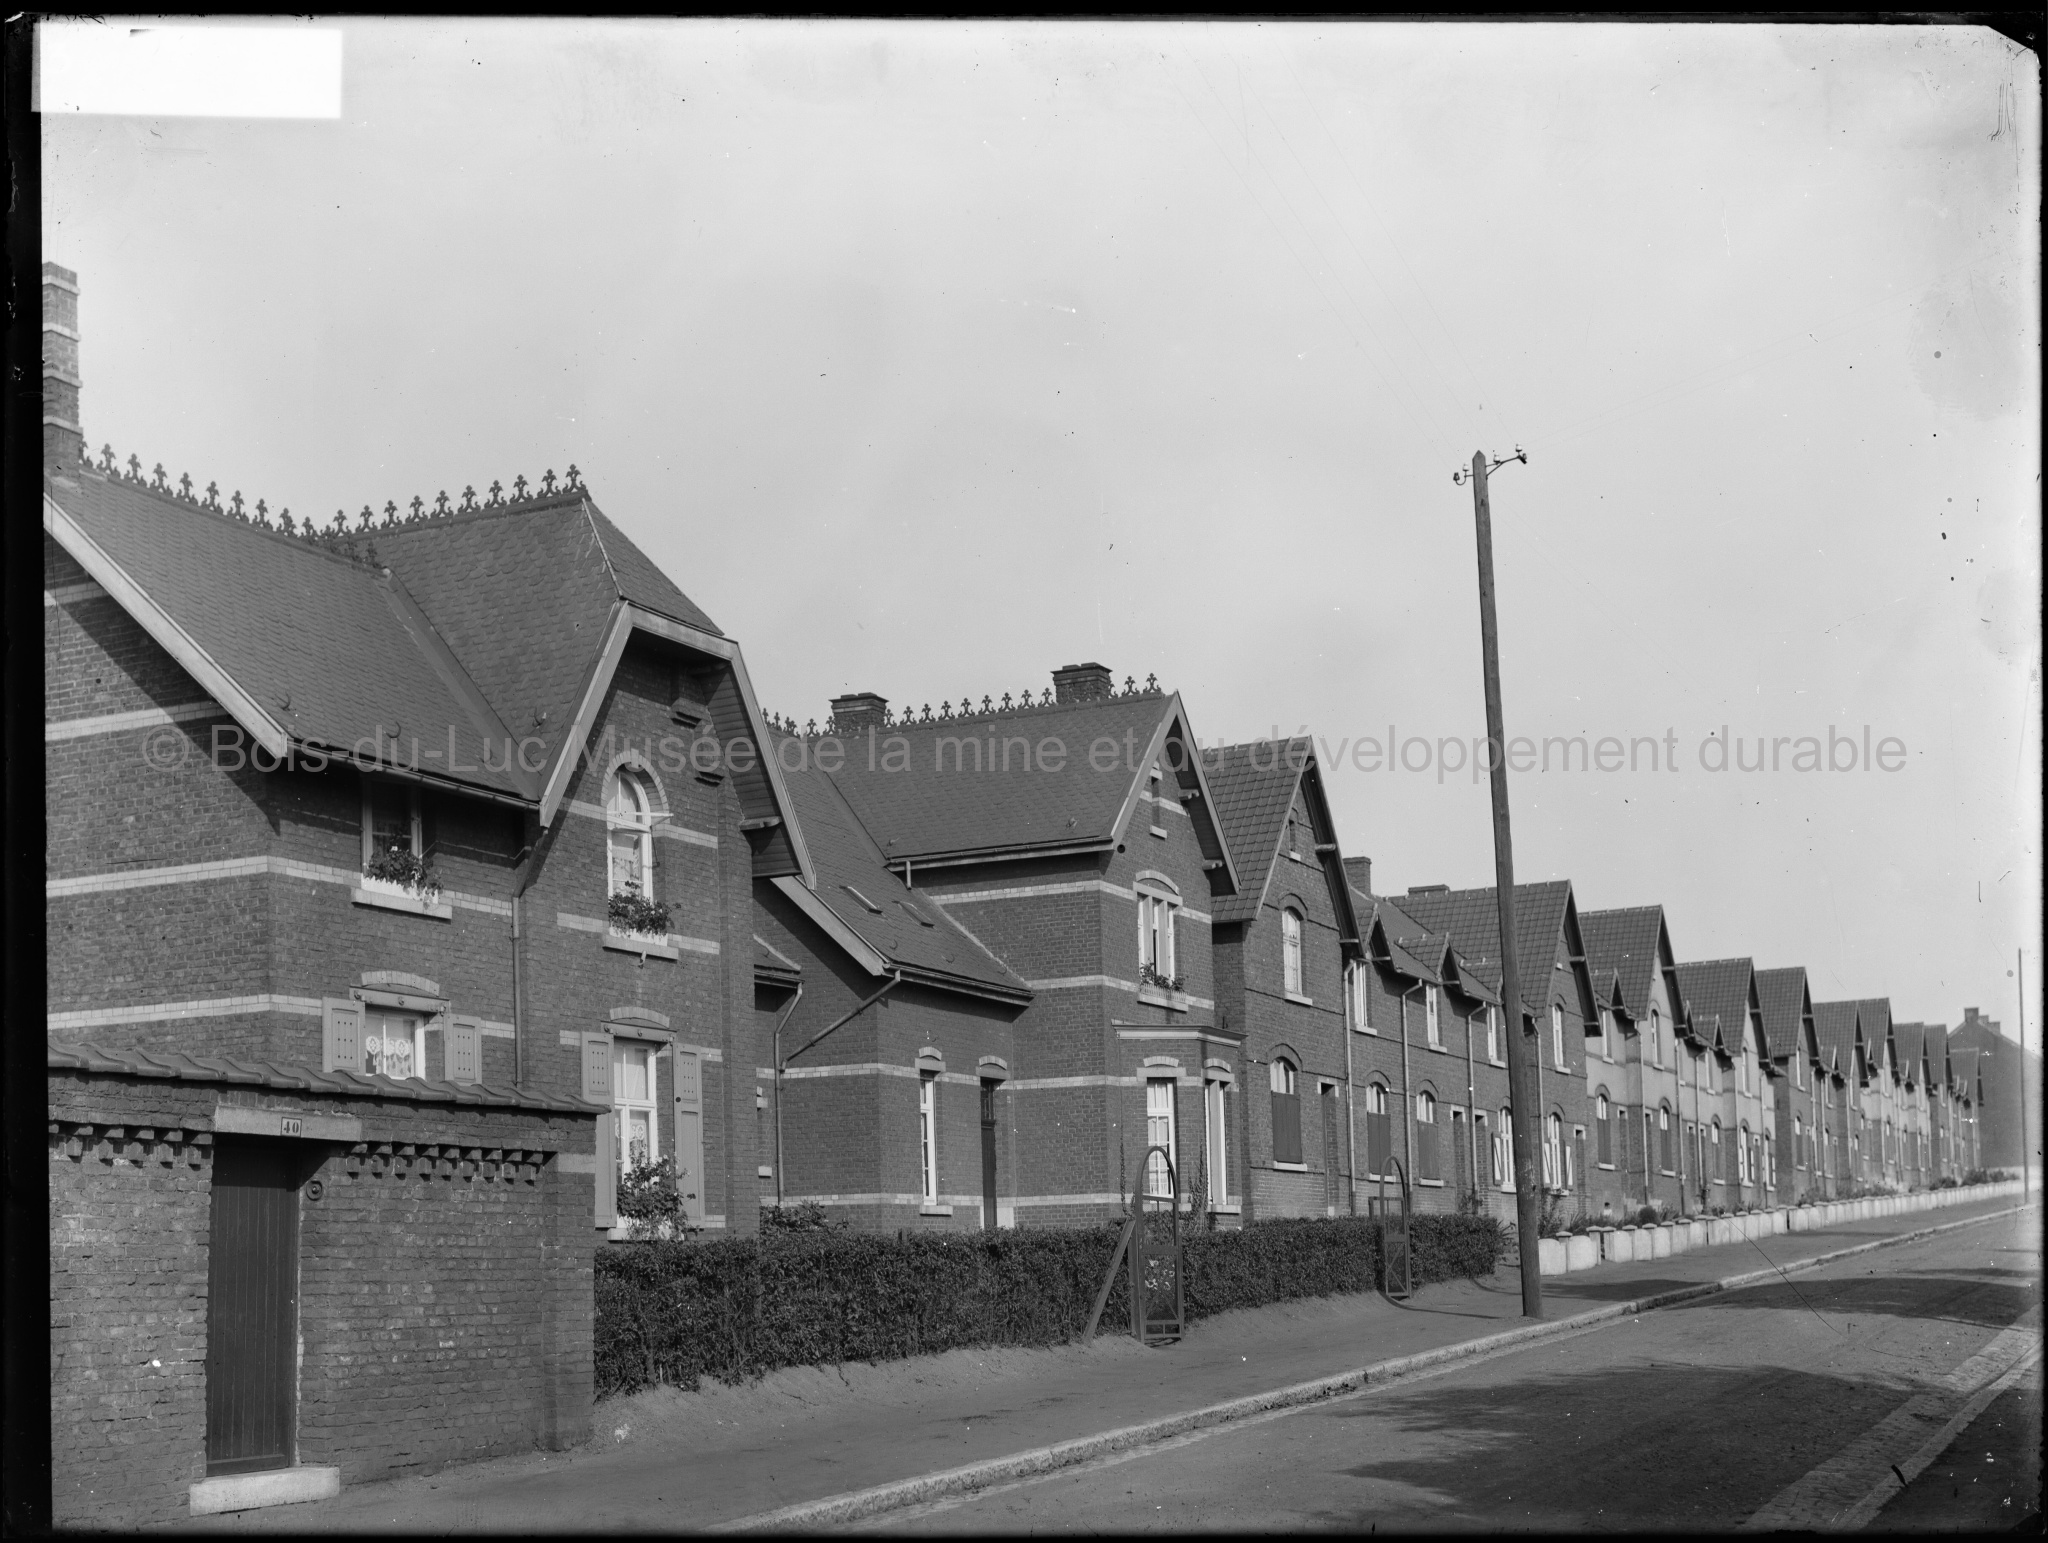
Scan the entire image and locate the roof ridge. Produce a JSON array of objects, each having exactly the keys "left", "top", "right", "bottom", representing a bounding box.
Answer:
[{"left": 766, "top": 678, "right": 1168, "bottom": 738}]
